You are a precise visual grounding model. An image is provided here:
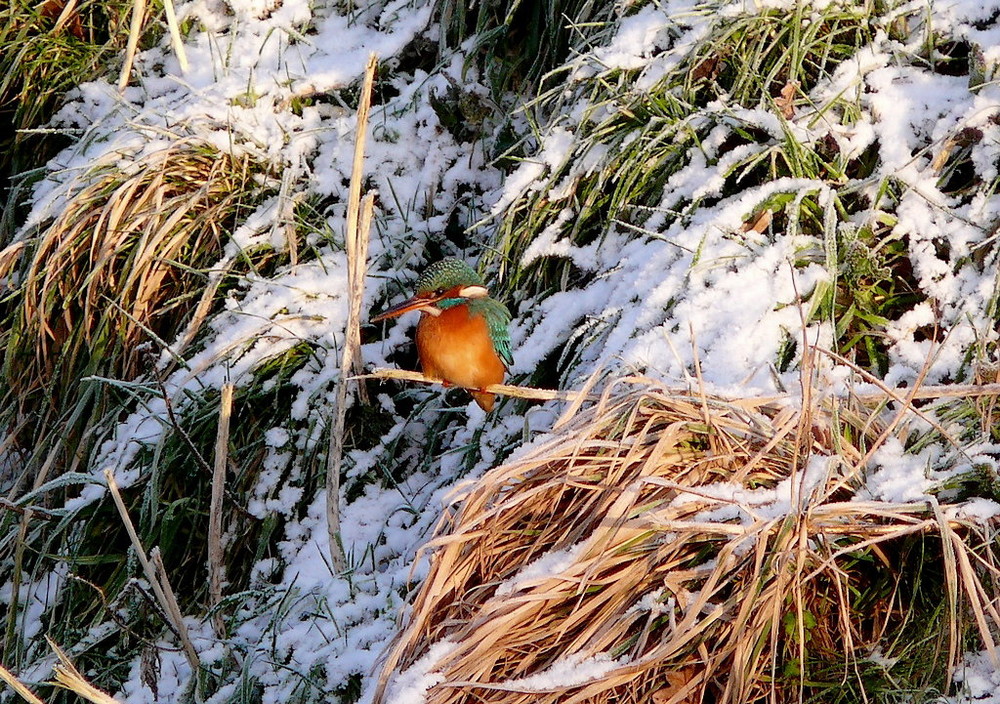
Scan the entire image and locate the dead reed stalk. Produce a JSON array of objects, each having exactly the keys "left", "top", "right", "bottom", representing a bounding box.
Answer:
[
  {"left": 0, "top": 663, "right": 46, "bottom": 704},
  {"left": 161, "top": 0, "right": 188, "bottom": 73},
  {"left": 48, "top": 637, "right": 123, "bottom": 704},
  {"left": 0, "top": 638, "right": 125, "bottom": 704},
  {"left": 326, "top": 53, "right": 378, "bottom": 572},
  {"left": 104, "top": 470, "right": 201, "bottom": 684},
  {"left": 118, "top": 0, "right": 147, "bottom": 90},
  {"left": 208, "top": 382, "right": 235, "bottom": 637}
]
